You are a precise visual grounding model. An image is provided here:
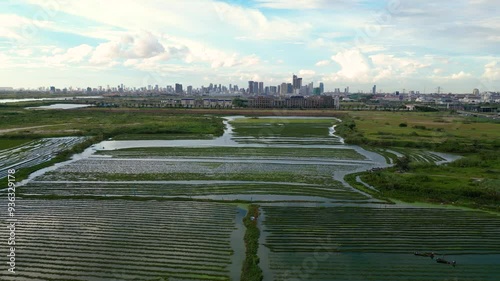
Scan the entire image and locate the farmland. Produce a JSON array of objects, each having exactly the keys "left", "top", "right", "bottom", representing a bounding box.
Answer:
[
  {"left": 1, "top": 113, "right": 499, "bottom": 281},
  {"left": 0, "top": 199, "right": 239, "bottom": 281},
  {"left": 262, "top": 206, "right": 500, "bottom": 281}
]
